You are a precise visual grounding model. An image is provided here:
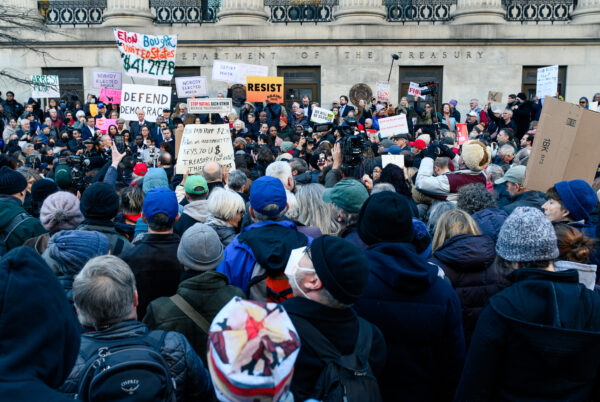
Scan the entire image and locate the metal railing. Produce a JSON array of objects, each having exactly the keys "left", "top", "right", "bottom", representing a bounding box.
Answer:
[
  {"left": 385, "top": 0, "right": 456, "bottom": 24},
  {"left": 38, "top": 0, "right": 106, "bottom": 25},
  {"left": 265, "top": 0, "right": 338, "bottom": 24},
  {"left": 503, "top": 0, "right": 574, "bottom": 23},
  {"left": 150, "top": 0, "right": 219, "bottom": 24}
]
